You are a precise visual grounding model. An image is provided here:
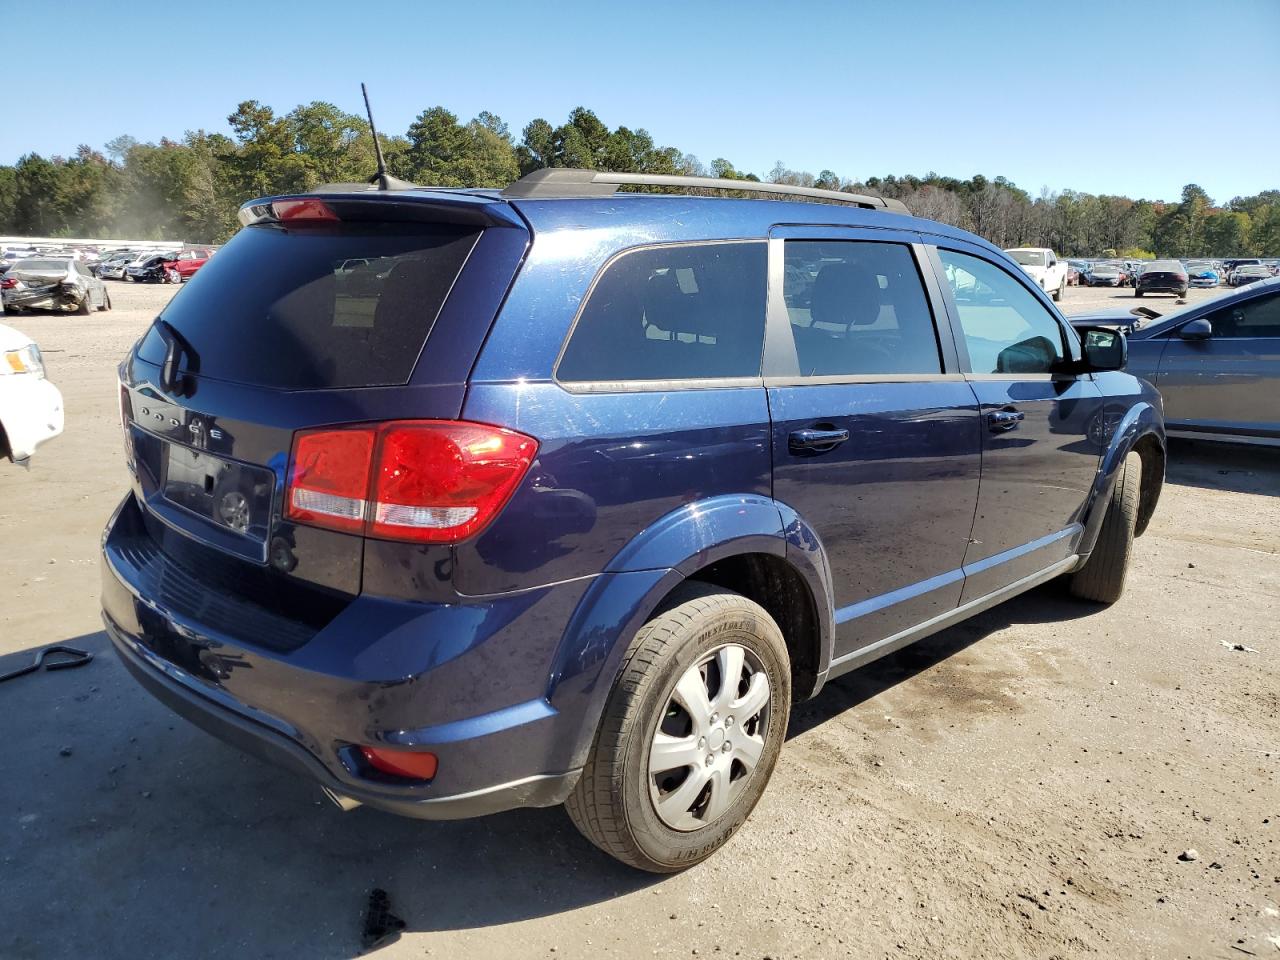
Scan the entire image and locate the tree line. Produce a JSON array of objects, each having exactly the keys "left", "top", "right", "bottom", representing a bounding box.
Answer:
[{"left": 2, "top": 99, "right": 1278, "bottom": 258}]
